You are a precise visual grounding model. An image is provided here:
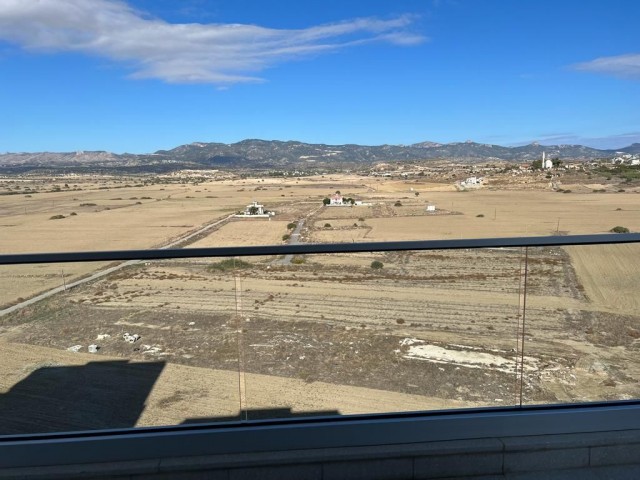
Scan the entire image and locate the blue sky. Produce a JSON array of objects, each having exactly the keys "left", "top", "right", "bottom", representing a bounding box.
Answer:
[{"left": 1, "top": 0, "right": 639, "bottom": 153}]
